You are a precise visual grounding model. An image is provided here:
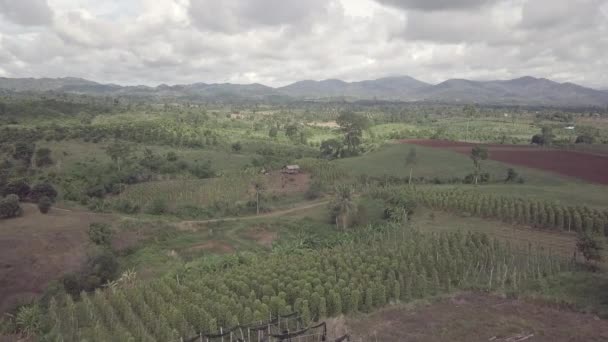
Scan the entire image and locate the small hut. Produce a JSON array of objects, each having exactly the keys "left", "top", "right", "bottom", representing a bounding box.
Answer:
[{"left": 281, "top": 165, "right": 301, "bottom": 174}]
